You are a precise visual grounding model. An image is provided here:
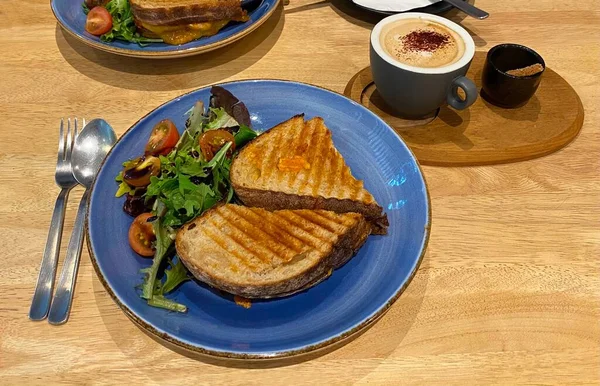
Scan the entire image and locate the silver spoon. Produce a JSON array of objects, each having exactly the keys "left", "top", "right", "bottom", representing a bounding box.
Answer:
[
  {"left": 444, "top": 0, "right": 489, "bottom": 19},
  {"left": 48, "top": 119, "right": 117, "bottom": 325}
]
